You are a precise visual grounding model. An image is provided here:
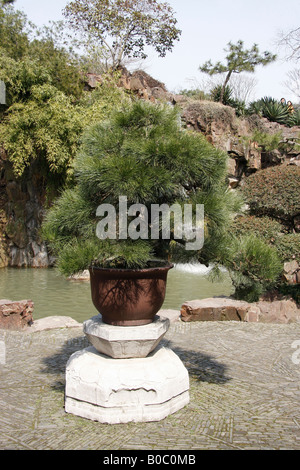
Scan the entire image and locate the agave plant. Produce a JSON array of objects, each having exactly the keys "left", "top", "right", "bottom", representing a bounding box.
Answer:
[
  {"left": 259, "top": 97, "right": 290, "bottom": 124},
  {"left": 210, "top": 84, "right": 234, "bottom": 106},
  {"left": 247, "top": 100, "right": 263, "bottom": 116}
]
